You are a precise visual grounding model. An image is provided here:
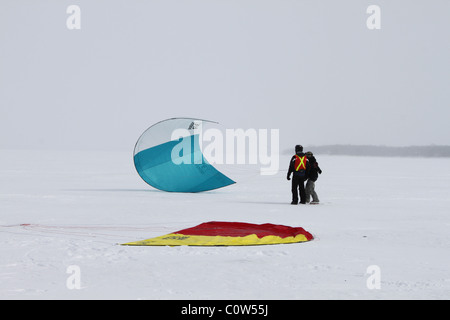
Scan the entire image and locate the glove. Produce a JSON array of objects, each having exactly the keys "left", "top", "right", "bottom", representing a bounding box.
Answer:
[{"left": 287, "top": 175, "right": 291, "bottom": 181}]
